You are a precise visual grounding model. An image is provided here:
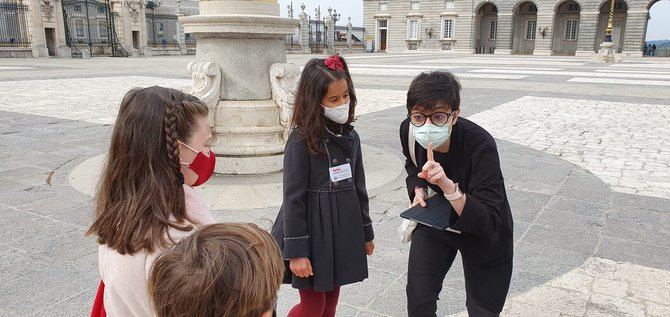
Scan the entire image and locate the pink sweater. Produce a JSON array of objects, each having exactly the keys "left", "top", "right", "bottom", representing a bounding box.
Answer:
[{"left": 98, "top": 185, "right": 215, "bottom": 317}]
